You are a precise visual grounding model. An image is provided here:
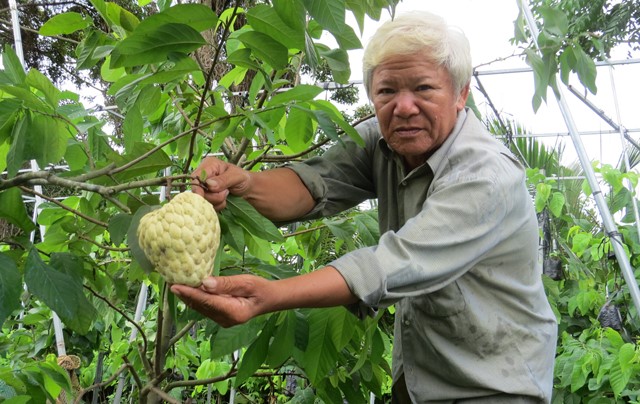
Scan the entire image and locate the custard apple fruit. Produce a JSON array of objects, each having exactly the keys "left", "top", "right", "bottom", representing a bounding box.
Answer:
[{"left": 137, "top": 192, "right": 220, "bottom": 286}]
